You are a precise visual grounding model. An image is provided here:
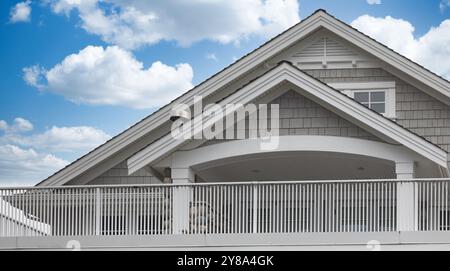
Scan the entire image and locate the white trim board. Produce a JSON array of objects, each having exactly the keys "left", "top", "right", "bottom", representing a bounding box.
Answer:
[
  {"left": 171, "top": 136, "right": 423, "bottom": 169},
  {"left": 127, "top": 62, "right": 447, "bottom": 174},
  {"left": 37, "top": 10, "right": 450, "bottom": 187},
  {"left": 328, "top": 81, "right": 395, "bottom": 90}
]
